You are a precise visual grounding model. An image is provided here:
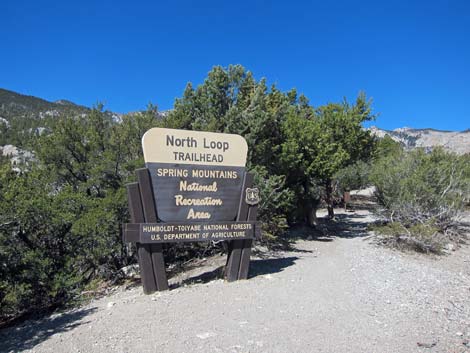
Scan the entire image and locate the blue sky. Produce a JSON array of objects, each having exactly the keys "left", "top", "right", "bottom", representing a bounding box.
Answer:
[{"left": 1, "top": 0, "right": 469, "bottom": 131}]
